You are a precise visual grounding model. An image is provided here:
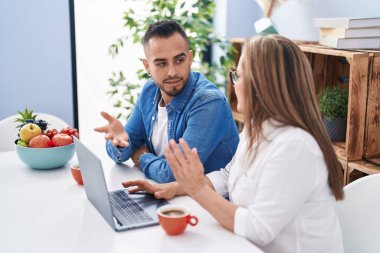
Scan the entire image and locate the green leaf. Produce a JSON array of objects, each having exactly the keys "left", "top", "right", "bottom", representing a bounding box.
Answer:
[
  {"left": 318, "top": 86, "right": 348, "bottom": 121},
  {"left": 220, "top": 56, "right": 226, "bottom": 65}
]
